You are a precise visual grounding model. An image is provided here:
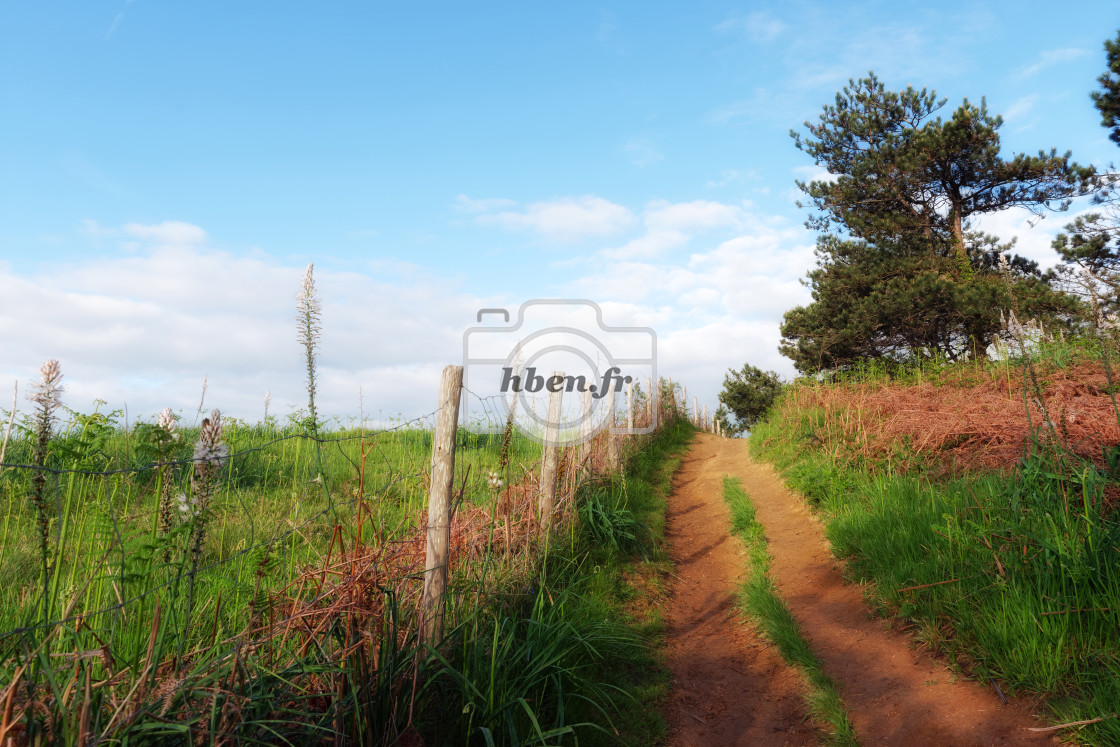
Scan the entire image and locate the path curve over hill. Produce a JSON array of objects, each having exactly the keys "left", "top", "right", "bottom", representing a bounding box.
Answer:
[{"left": 664, "top": 432, "right": 1059, "bottom": 746}]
